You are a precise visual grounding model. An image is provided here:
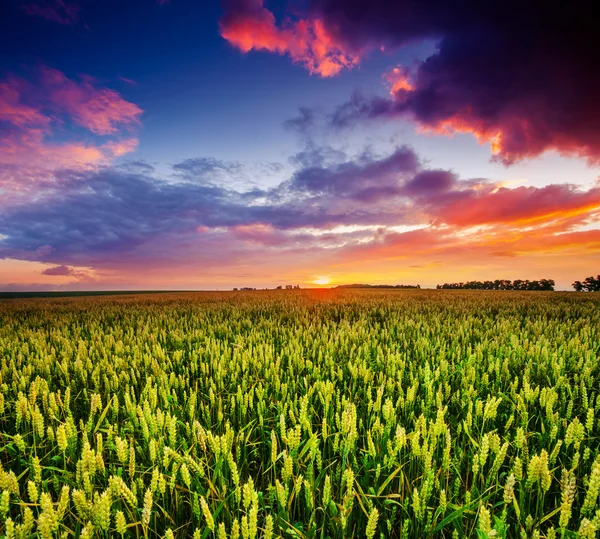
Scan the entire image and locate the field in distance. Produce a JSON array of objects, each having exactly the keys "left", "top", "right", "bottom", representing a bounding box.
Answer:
[{"left": 0, "top": 289, "right": 599, "bottom": 538}]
